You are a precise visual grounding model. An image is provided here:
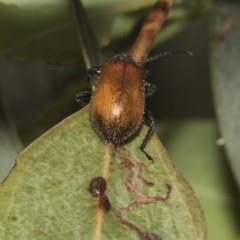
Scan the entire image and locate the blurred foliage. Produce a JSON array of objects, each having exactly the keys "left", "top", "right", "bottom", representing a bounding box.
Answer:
[
  {"left": 0, "top": 97, "right": 22, "bottom": 181},
  {"left": 156, "top": 120, "right": 240, "bottom": 240},
  {"left": 210, "top": 1, "right": 240, "bottom": 189},
  {"left": 0, "top": 0, "right": 210, "bottom": 64},
  {"left": 1, "top": 0, "right": 240, "bottom": 239}
]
